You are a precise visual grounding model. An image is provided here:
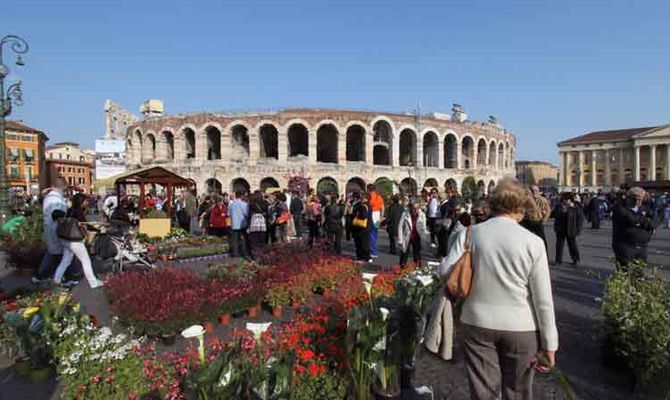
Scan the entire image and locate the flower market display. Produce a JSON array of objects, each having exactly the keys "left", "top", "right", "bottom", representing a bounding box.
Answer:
[
  {"left": 143, "top": 234, "right": 230, "bottom": 262},
  {"left": 0, "top": 241, "right": 442, "bottom": 399}
]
